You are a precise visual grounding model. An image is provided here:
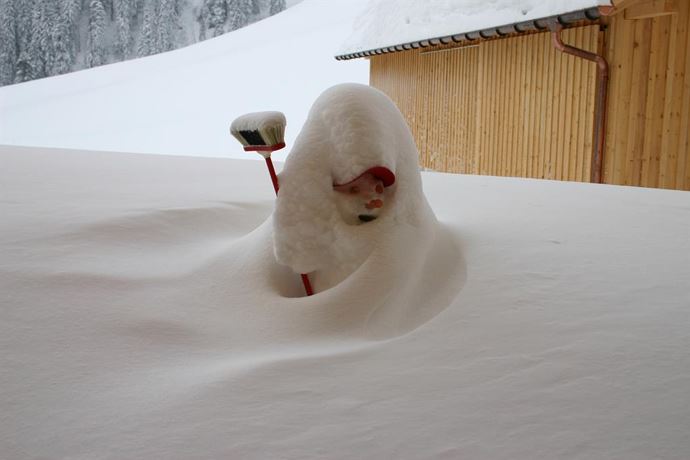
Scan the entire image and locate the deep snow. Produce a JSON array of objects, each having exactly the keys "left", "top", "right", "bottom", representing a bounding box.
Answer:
[
  {"left": 1, "top": 0, "right": 689, "bottom": 458},
  {"left": 2, "top": 144, "right": 689, "bottom": 459}
]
